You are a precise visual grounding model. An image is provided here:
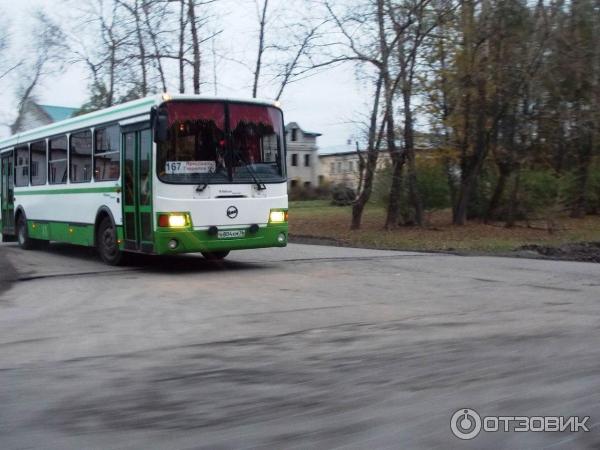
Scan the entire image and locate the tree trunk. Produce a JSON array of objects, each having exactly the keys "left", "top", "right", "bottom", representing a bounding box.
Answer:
[
  {"left": 453, "top": 76, "right": 488, "bottom": 225},
  {"left": 505, "top": 168, "right": 521, "bottom": 228},
  {"left": 188, "top": 0, "right": 201, "bottom": 94},
  {"left": 374, "top": 0, "right": 403, "bottom": 230},
  {"left": 385, "top": 158, "right": 405, "bottom": 228},
  {"left": 178, "top": 0, "right": 186, "bottom": 93},
  {"left": 134, "top": 0, "right": 148, "bottom": 96},
  {"left": 570, "top": 134, "right": 593, "bottom": 218},
  {"left": 142, "top": 0, "right": 167, "bottom": 93},
  {"left": 252, "top": 0, "right": 268, "bottom": 98},
  {"left": 485, "top": 163, "right": 510, "bottom": 222},
  {"left": 453, "top": 175, "right": 472, "bottom": 226},
  {"left": 107, "top": 45, "right": 115, "bottom": 107},
  {"left": 403, "top": 88, "right": 423, "bottom": 226},
  {"left": 351, "top": 76, "right": 383, "bottom": 230}
]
